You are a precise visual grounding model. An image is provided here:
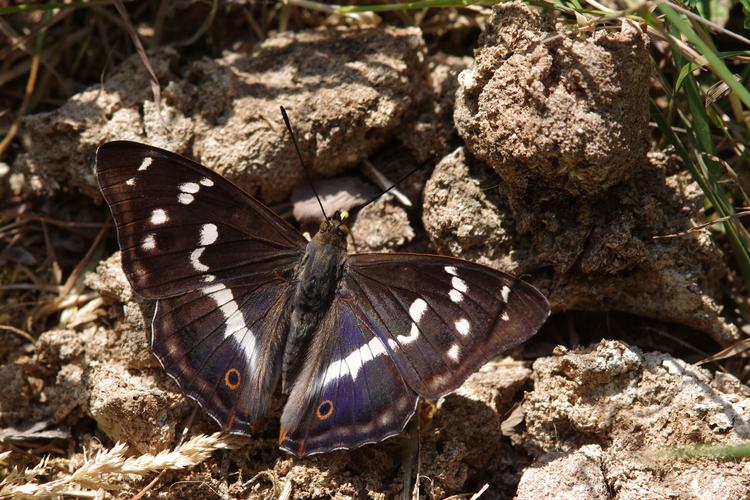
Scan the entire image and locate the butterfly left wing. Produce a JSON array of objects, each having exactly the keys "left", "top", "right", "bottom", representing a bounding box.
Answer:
[
  {"left": 279, "top": 296, "right": 419, "bottom": 457},
  {"left": 96, "top": 141, "right": 307, "bottom": 434},
  {"left": 343, "top": 253, "right": 550, "bottom": 399}
]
